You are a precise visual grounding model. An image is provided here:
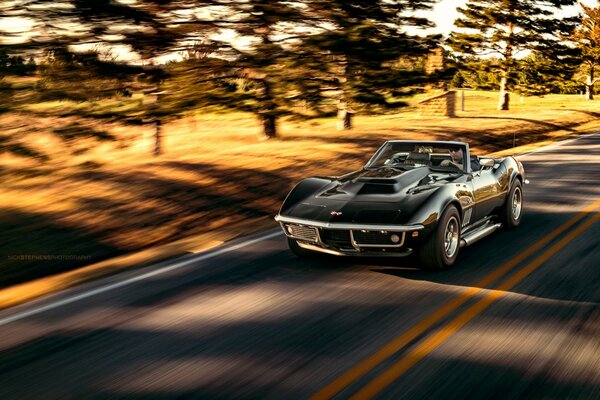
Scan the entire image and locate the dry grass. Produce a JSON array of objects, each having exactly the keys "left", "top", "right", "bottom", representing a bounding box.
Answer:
[{"left": 1, "top": 90, "right": 600, "bottom": 287}]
